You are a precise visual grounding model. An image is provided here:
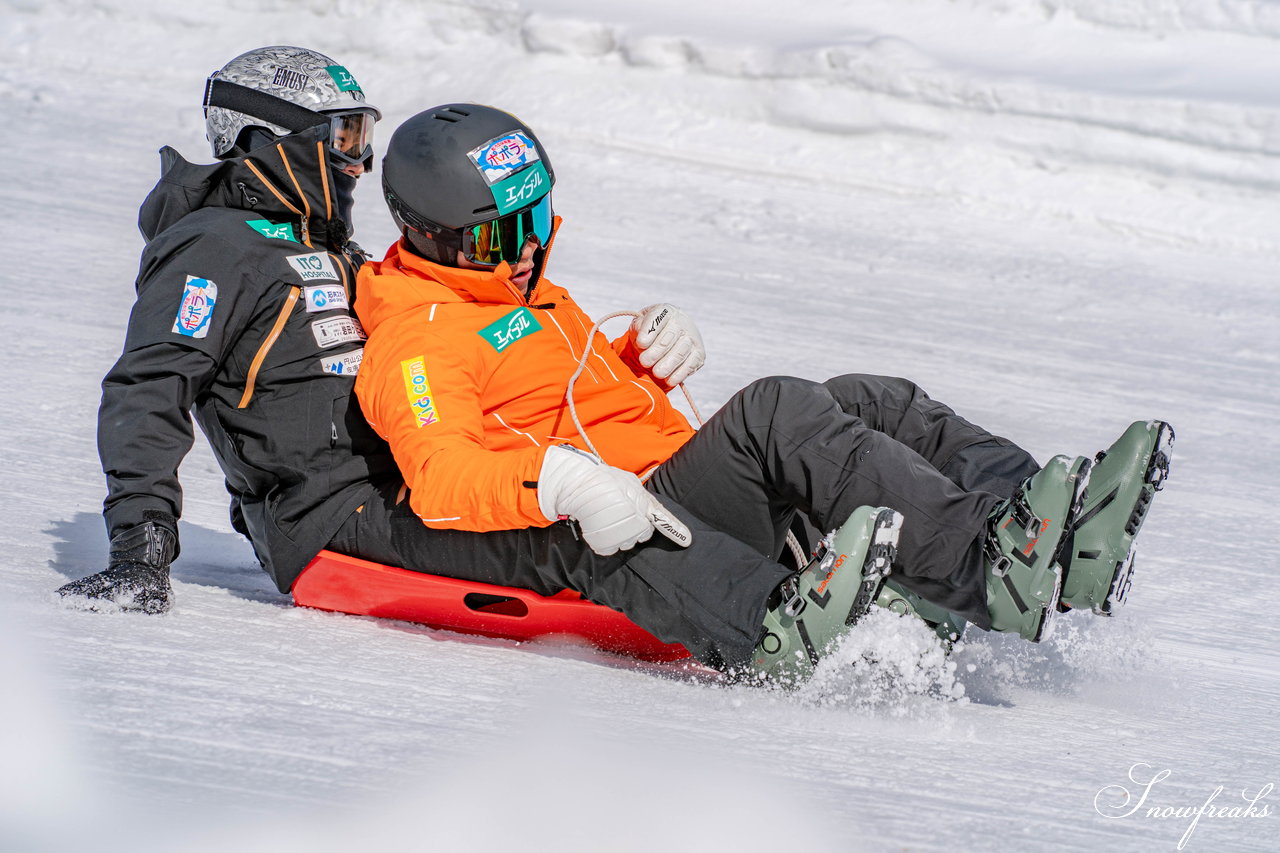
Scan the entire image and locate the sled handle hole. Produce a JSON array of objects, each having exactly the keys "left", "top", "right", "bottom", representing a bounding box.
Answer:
[{"left": 463, "top": 593, "right": 530, "bottom": 618}]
